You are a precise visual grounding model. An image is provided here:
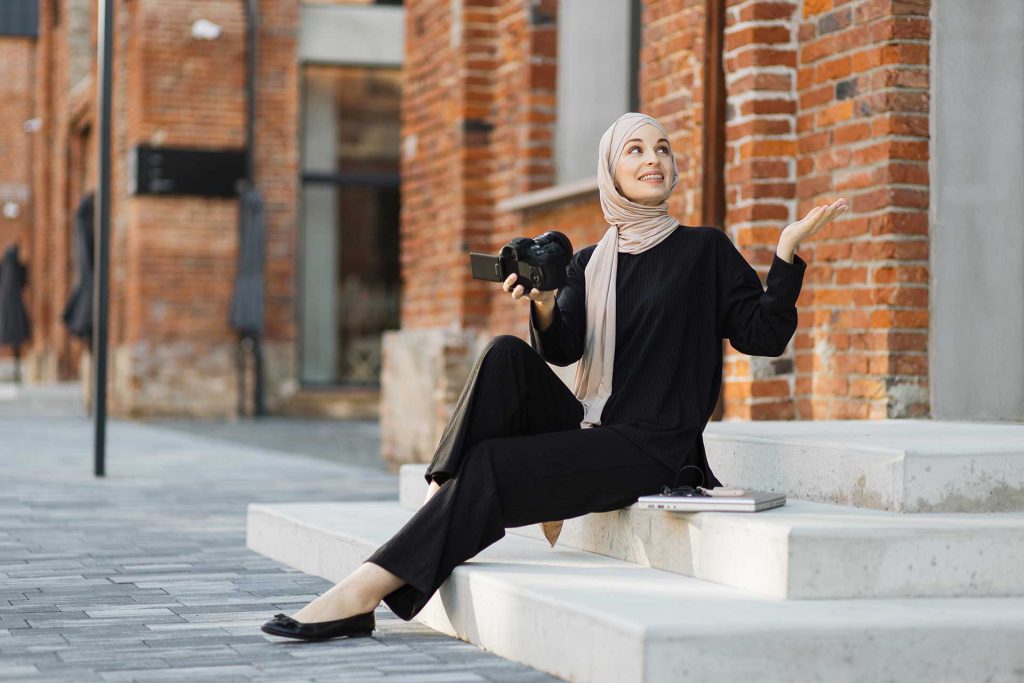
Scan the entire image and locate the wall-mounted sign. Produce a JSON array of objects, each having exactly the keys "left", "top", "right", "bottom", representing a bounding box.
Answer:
[{"left": 129, "top": 145, "right": 247, "bottom": 198}]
